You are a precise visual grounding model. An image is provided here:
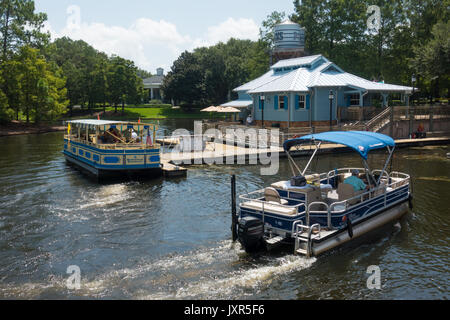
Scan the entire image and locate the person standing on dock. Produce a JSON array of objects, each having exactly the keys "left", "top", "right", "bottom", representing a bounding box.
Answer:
[{"left": 246, "top": 115, "right": 253, "bottom": 126}]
